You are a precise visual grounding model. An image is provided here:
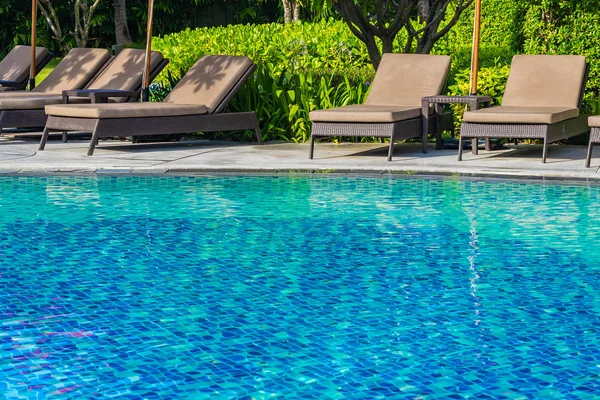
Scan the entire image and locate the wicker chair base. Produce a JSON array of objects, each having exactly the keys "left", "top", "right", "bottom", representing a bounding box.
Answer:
[
  {"left": 0, "top": 109, "right": 48, "bottom": 132},
  {"left": 40, "top": 112, "right": 261, "bottom": 156},
  {"left": 459, "top": 115, "right": 589, "bottom": 163},
  {"left": 586, "top": 127, "right": 600, "bottom": 168},
  {"left": 310, "top": 114, "right": 445, "bottom": 162}
]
